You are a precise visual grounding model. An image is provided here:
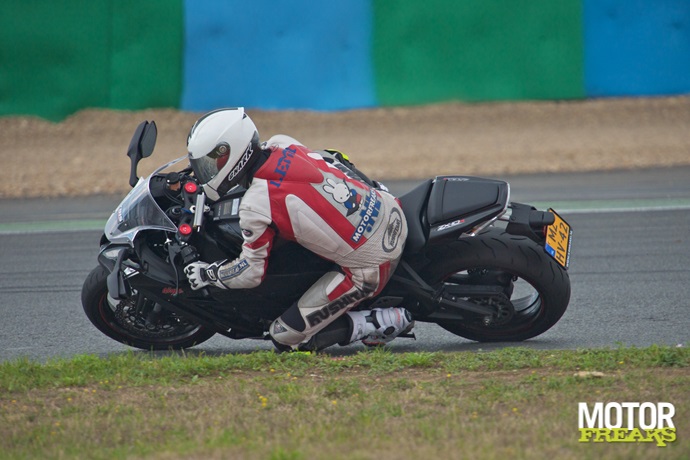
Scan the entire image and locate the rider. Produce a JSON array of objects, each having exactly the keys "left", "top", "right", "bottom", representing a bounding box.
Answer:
[{"left": 183, "top": 108, "right": 413, "bottom": 351}]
